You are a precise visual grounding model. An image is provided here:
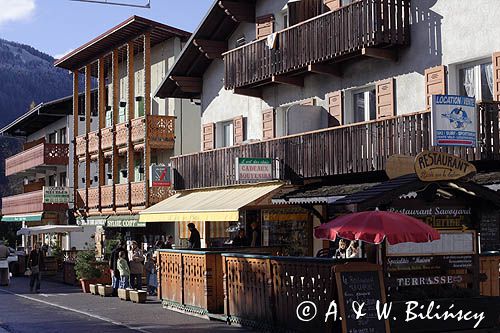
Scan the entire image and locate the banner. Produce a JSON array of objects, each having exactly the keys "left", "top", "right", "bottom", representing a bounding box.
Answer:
[
  {"left": 43, "top": 186, "right": 70, "bottom": 204},
  {"left": 431, "top": 94, "right": 477, "bottom": 147}
]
